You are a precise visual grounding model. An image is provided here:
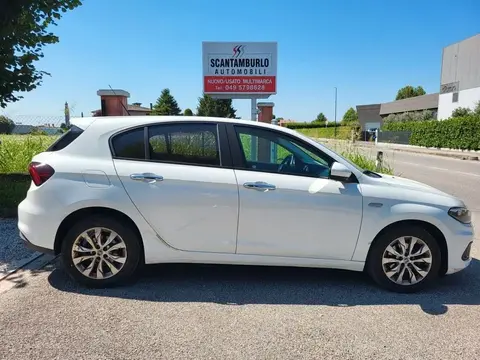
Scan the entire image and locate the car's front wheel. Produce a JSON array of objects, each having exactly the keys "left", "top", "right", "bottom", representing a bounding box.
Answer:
[
  {"left": 367, "top": 225, "right": 441, "bottom": 293},
  {"left": 61, "top": 216, "right": 142, "bottom": 287}
]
